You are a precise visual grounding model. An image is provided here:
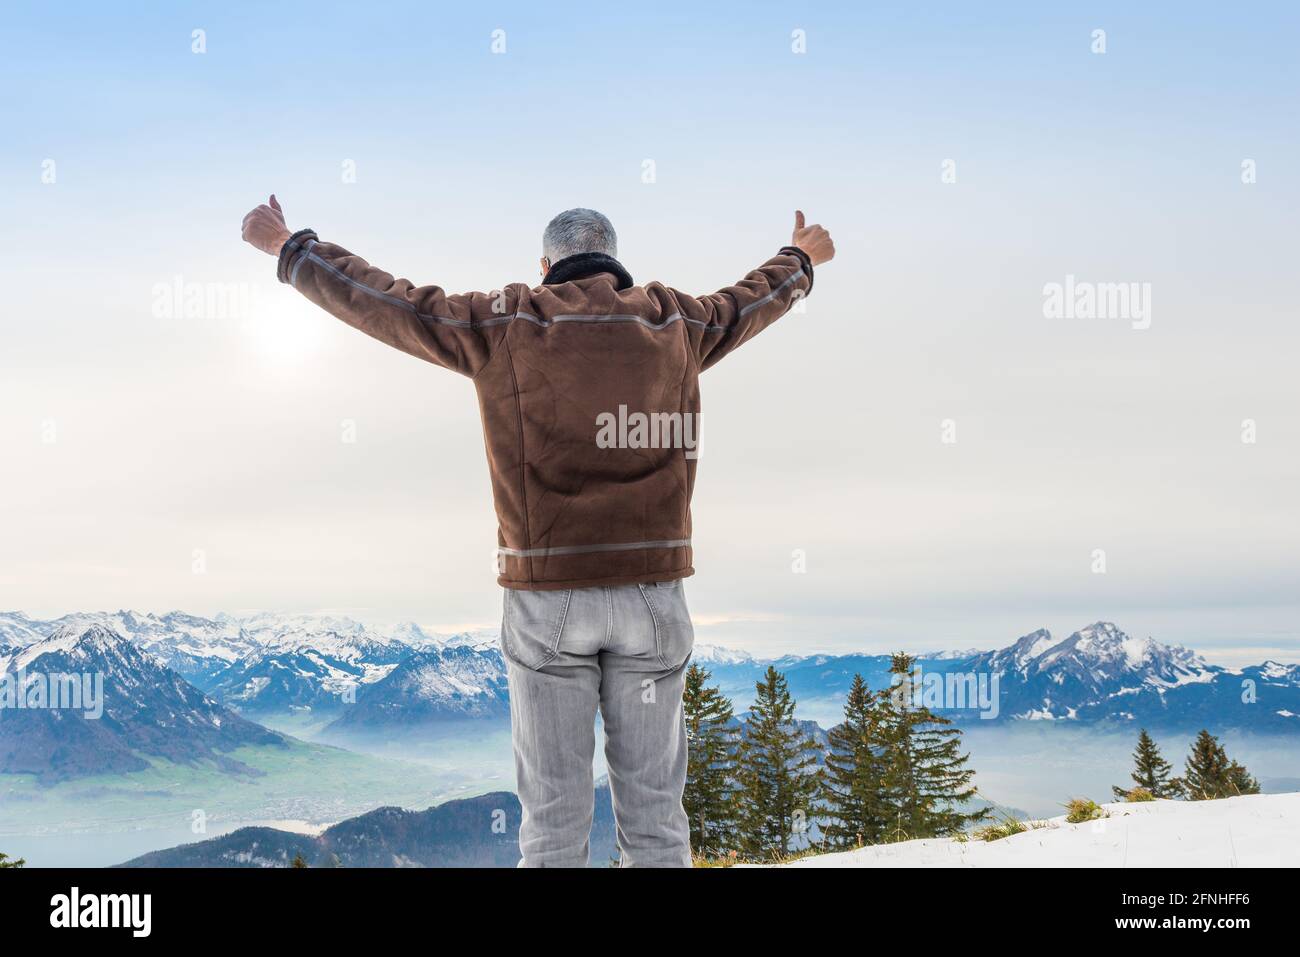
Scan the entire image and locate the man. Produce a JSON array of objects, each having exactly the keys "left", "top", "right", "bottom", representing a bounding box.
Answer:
[{"left": 242, "top": 199, "right": 835, "bottom": 866}]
